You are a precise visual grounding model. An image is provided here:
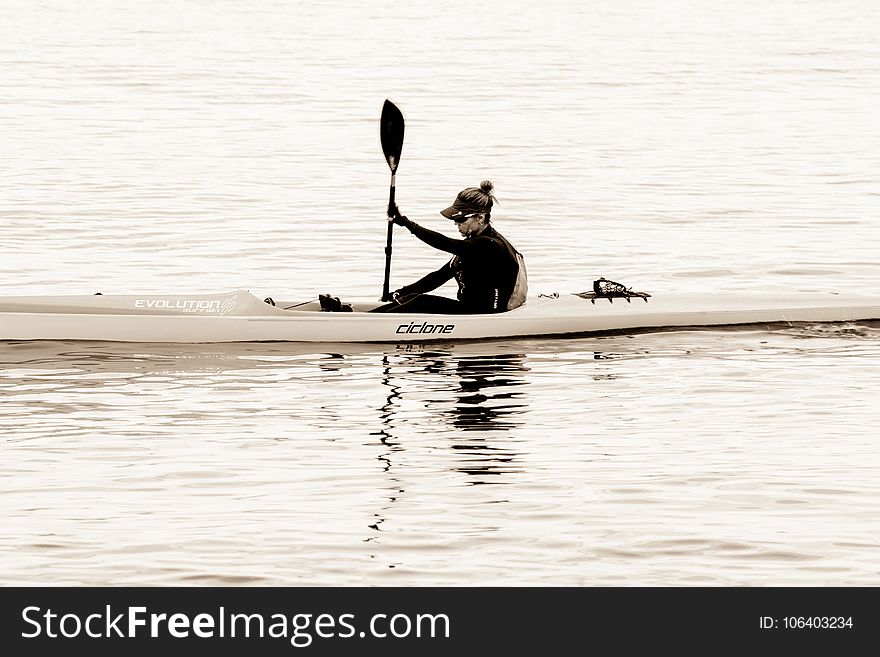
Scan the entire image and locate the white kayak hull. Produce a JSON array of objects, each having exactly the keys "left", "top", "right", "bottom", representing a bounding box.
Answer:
[{"left": 1, "top": 289, "right": 878, "bottom": 343}]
